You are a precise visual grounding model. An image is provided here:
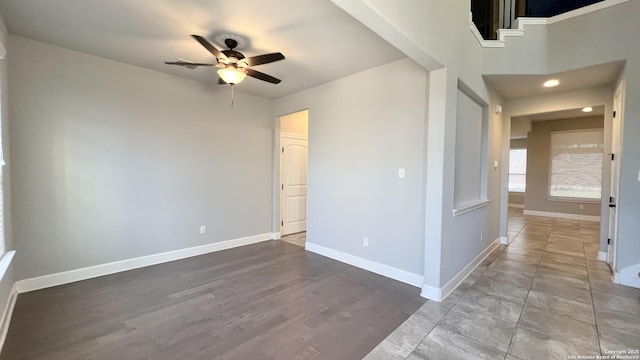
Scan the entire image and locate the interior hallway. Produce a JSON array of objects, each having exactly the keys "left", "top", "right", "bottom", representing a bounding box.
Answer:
[{"left": 367, "top": 208, "right": 640, "bottom": 359}]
